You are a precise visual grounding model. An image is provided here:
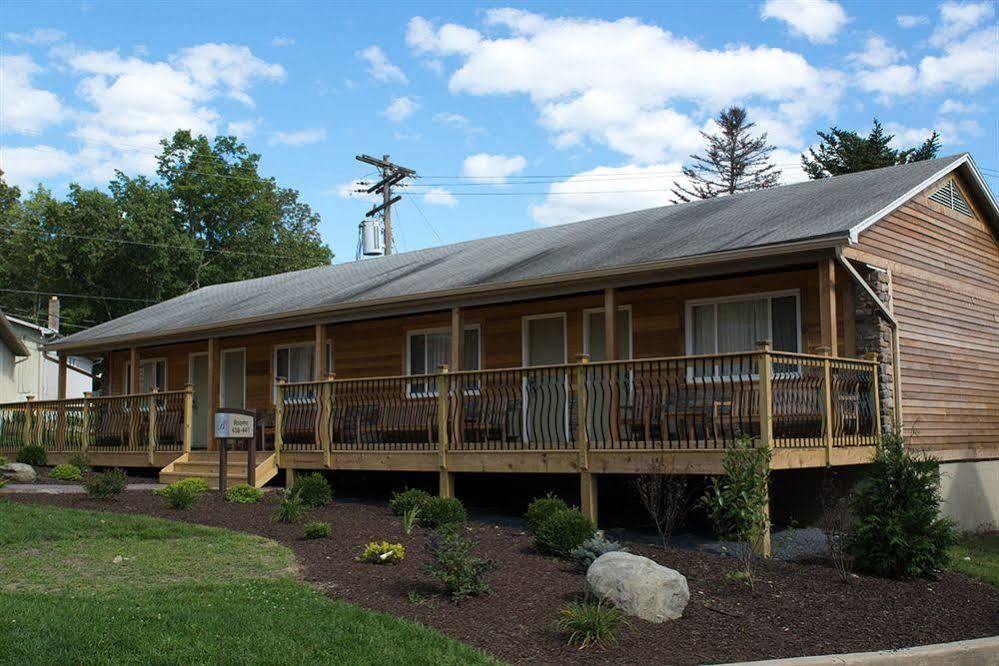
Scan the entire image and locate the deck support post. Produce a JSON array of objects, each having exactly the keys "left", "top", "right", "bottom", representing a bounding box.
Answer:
[
  {"left": 285, "top": 467, "right": 295, "bottom": 489},
  {"left": 321, "top": 374, "right": 334, "bottom": 468},
  {"left": 580, "top": 472, "right": 598, "bottom": 526},
  {"left": 755, "top": 340, "right": 773, "bottom": 559},
  {"left": 274, "top": 378, "right": 285, "bottom": 466},
  {"left": 818, "top": 257, "right": 838, "bottom": 355},
  {"left": 148, "top": 387, "right": 158, "bottom": 465},
  {"left": 437, "top": 365, "right": 453, "bottom": 499},
  {"left": 816, "top": 347, "right": 834, "bottom": 466},
  {"left": 81, "top": 392, "right": 92, "bottom": 452},
  {"left": 182, "top": 384, "right": 194, "bottom": 454},
  {"left": 574, "top": 353, "right": 597, "bottom": 524}
]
